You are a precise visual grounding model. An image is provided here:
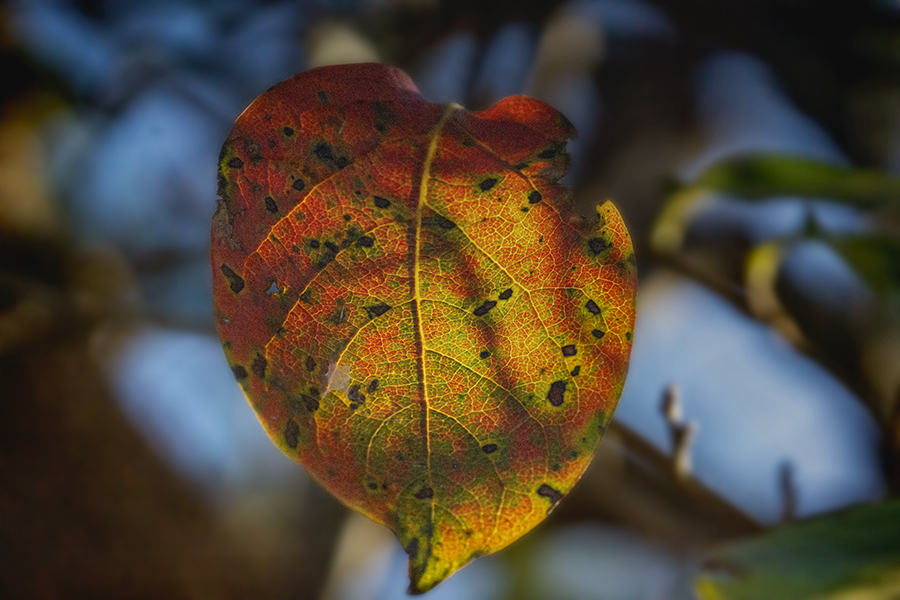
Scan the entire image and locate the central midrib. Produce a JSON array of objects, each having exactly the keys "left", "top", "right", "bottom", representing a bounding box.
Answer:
[{"left": 410, "top": 103, "right": 459, "bottom": 535}]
